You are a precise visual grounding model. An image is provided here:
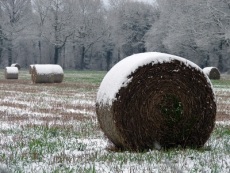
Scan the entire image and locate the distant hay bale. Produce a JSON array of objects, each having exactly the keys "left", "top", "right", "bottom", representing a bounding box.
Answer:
[
  {"left": 203, "top": 67, "right": 220, "bottom": 80},
  {"left": 31, "top": 64, "right": 64, "bottom": 83},
  {"left": 96, "top": 52, "right": 216, "bottom": 151},
  {"left": 11, "top": 63, "right": 21, "bottom": 70},
  {"left": 5, "top": 67, "right": 19, "bottom": 79},
  {"left": 29, "top": 64, "right": 35, "bottom": 74}
]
